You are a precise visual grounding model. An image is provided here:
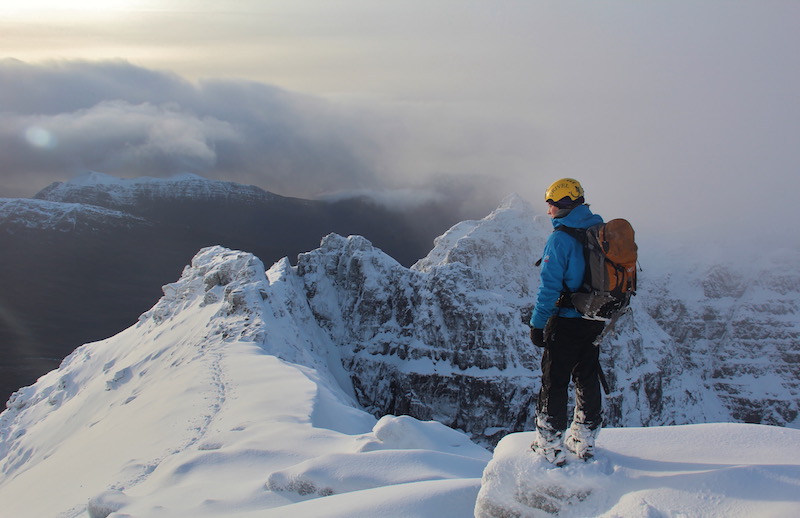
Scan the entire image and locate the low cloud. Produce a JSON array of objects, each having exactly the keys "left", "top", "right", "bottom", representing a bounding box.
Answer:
[
  {"left": 0, "top": 59, "right": 383, "bottom": 200},
  {"left": 1, "top": 50, "right": 799, "bottom": 251},
  {"left": 4, "top": 101, "right": 233, "bottom": 176}
]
